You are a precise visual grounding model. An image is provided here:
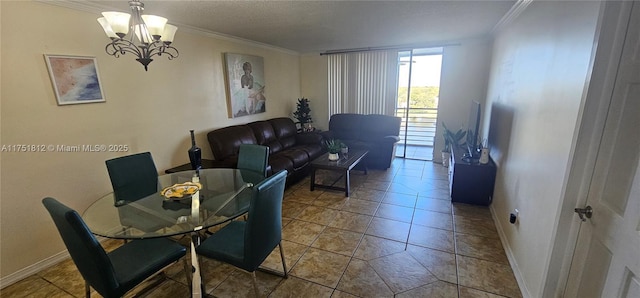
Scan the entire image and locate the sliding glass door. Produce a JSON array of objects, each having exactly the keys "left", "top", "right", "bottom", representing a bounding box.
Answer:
[{"left": 395, "top": 48, "right": 443, "bottom": 160}]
